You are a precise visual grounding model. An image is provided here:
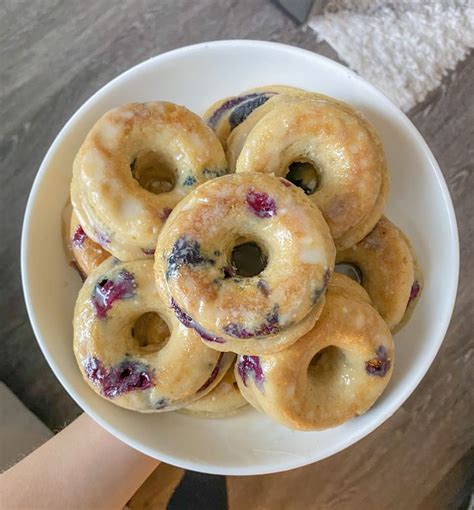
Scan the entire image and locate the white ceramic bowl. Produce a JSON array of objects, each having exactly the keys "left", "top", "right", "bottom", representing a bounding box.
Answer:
[{"left": 21, "top": 40, "right": 459, "bottom": 475}]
